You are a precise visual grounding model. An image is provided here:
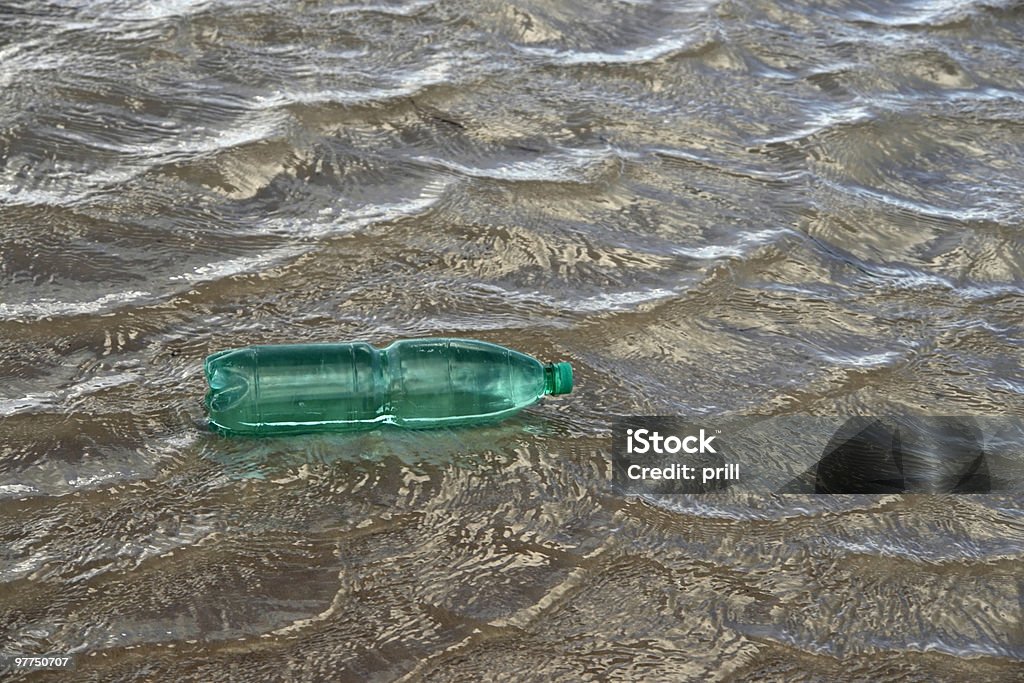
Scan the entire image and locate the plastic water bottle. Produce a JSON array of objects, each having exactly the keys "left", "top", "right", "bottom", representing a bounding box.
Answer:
[{"left": 204, "top": 338, "right": 573, "bottom": 435}]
